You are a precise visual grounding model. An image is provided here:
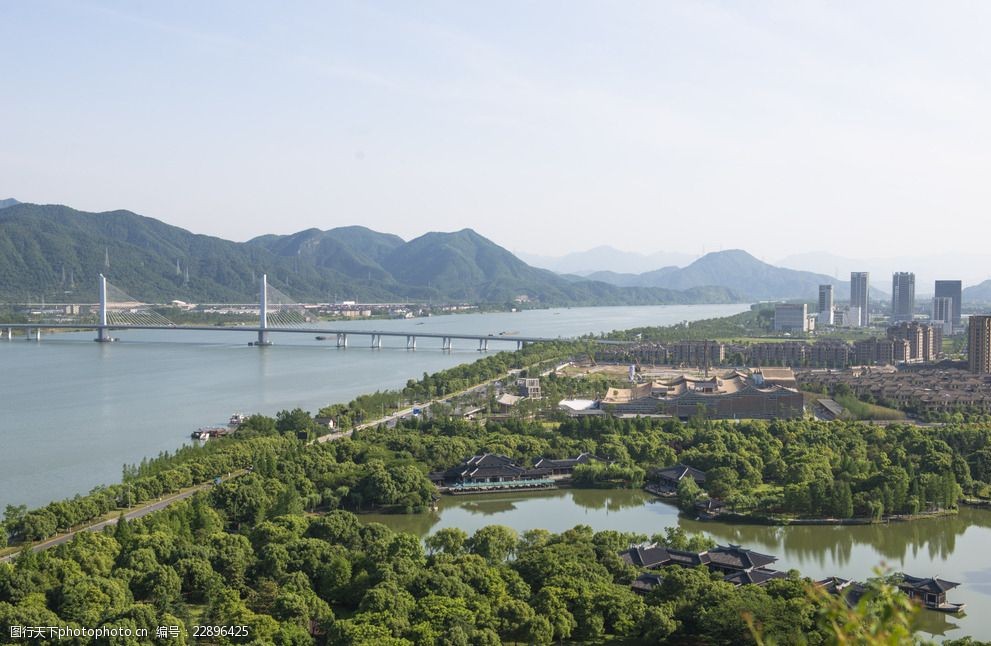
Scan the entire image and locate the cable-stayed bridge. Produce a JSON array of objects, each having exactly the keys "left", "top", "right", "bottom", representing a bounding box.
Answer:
[{"left": 1, "top": 275, "right": 627, "bottom": 350}]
